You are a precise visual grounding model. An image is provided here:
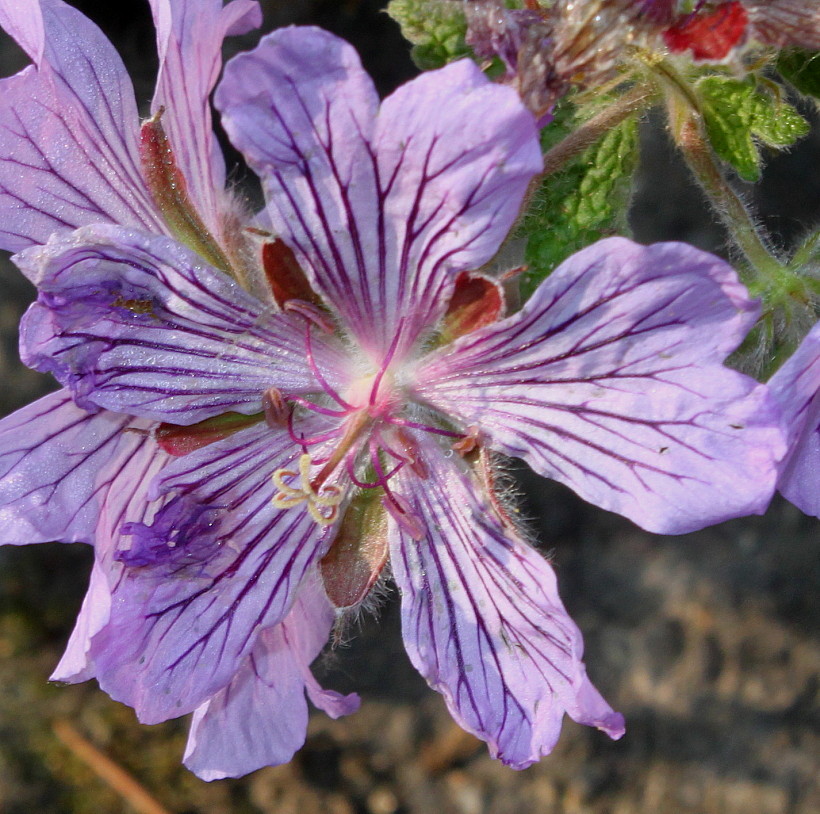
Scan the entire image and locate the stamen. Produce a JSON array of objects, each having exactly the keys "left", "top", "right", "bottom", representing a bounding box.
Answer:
[
  {"left": 296, "top": 314, "right": 354, "bottom": 411},
  {"left": 382, "top": 492, "right": 425, "bottom": 541},
  {"left": 452, "top": 425, "right": 481, "bottom": 457},
  {"left": 369, "top": 318, "right": 405, "bottom": 407},
  {"left": 263, "top": 387, "right": 290, "bottom": 428},
  {"left": 344, "top": 439, "right": 405, "bottom": 489},
  {"left": 386, "top": 427, "right": 429, "bottom": 478},
  {"left": 286, "top": 409, "right": 309, "bottom": 455},
  {"left": 386, "top": 416, "right": 465, "bottom": 438},
  {"left": 311, "top": 411, "right": 371, "bottom": 489},
  {"left": 289, "top": 396, "right": 349, "bottom": 418},
  {"left": 283, "top": 299, "right": 335, "bottom": 333},
  {"left": 369, "top": 436, "right": 393, "bottom": 487}
]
